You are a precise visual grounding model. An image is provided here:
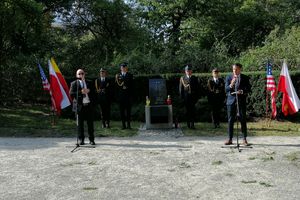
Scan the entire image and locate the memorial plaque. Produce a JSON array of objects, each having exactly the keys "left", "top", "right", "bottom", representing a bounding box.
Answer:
[
  {"left": 150, "top": 106, "right": 169, "bottom": 123},
  {"left": 149, "top": 79, "right": 167, "bottom": 105}
]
